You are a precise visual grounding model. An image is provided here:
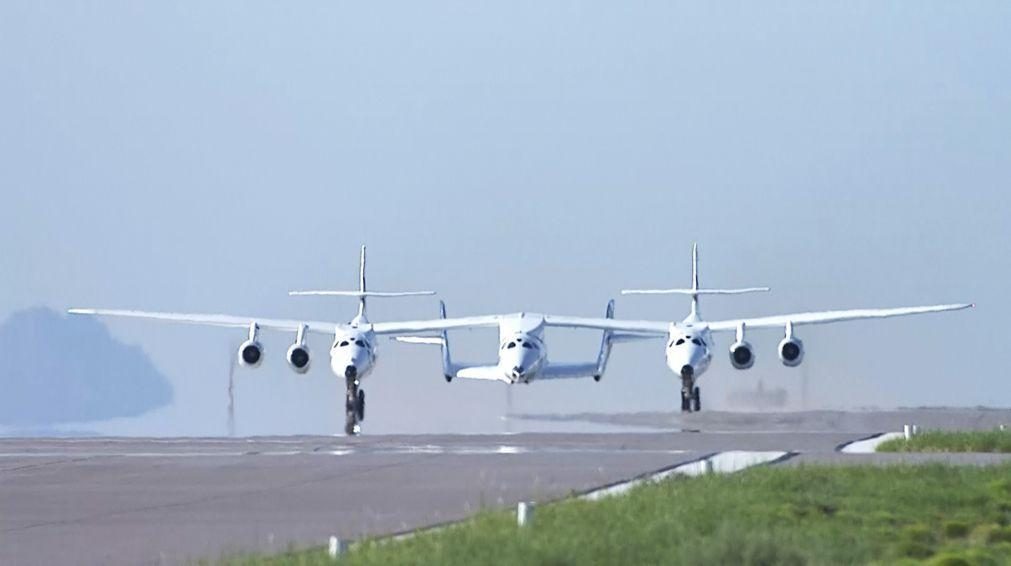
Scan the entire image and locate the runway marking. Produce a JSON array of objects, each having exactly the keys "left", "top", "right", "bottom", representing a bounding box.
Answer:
[
  {"left": 0, "top": 447, "right": 689, "bottom": 459},
  {"left": 581, "top": 450, "right": 794, "bottom": 500},
  {"left": 839, "top": 432, "right": 904, "bottom": 453}
]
